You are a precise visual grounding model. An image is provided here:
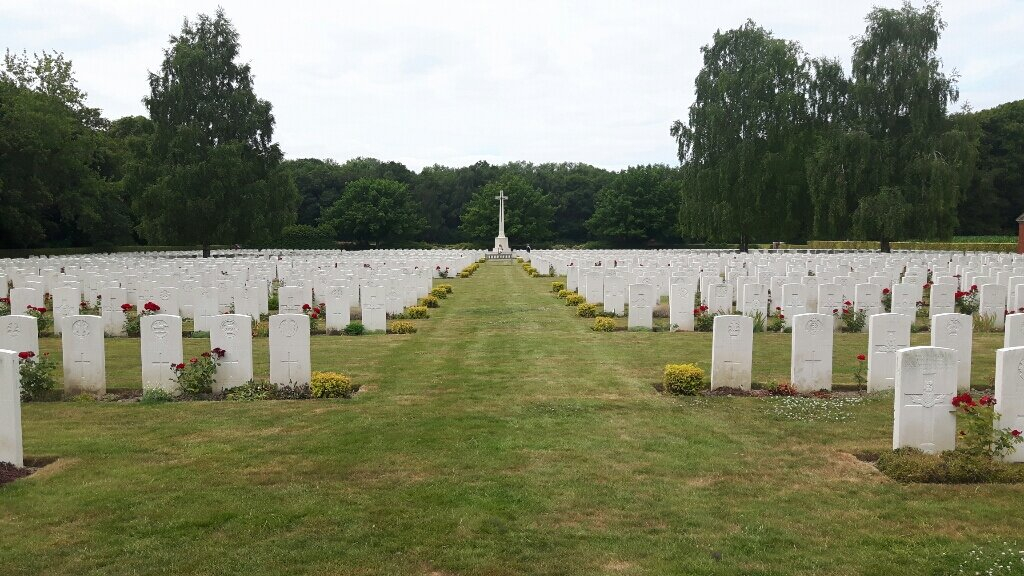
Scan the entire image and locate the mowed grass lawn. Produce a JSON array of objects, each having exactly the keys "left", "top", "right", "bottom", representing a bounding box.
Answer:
[{"left": 2, "top": 262, "right": 1021, "bottom": 575}]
